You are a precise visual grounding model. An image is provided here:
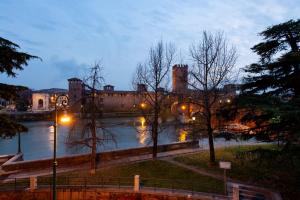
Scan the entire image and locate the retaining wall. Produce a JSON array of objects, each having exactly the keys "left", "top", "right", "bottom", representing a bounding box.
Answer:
[
  {"left": 2, "top": 141, "right": 199, "bottom": 172},
  {"left": 0, "top": 188, "right": 221, "bottom": 200}
]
